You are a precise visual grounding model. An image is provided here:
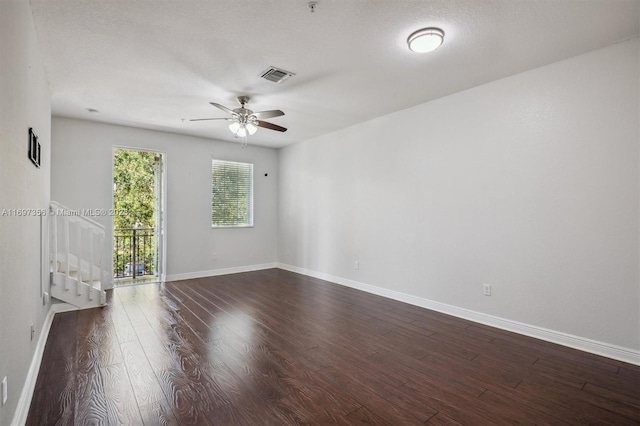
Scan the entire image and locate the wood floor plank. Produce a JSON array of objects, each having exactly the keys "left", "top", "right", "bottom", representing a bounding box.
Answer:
[
  {"left": 425, "top": 412, "right": 465, "bottom": 425},
  {"left": 517, "top": 379, "right": 640, "bottom": 424},
  {"left": 76, "top": 308, "right": 123, "bottom": 367},
  {"left": 477, "top": 389, "right": 571, "bottom": 425},
  {"left": 110, "top": 297, "right": 139, "bottom": 344},
  {"left": 26, "top": 312, "right": 76, "bottom": 426},
  {"left": 391, "top": 381, "right": 498, "bottom": 425},
  {"left": 619, "top": 365, "right": 640, "bottom": 378},
  {"left": 132, "top": 322, "right": 175, "bottom": 372},
  {"left": 313, "top": 366, "right": 429, "bottom": 425},
  {"left": 366, "top": 351, "right": 486, "bottom": 399},
  {"left": 27, "top": 269, "right": 640, "bottom": 425},
  {"left": 533, "top": 356, "right": 640, "bottom": 398},
  {"left": 583, "top": 382, "right": 640, "bottom": 410},
  {"left": 470, "top": 322, "right": 626, "bottom": 371},
  {"left": 154, "top": 368, "right": 218, "bottom": 425},
  {"left": 74, "top": 362, "right": 143, "bottom": 425},
  {"left": 138, "top": 398, "right": 179, "bottom": 426},
  {"left": 74, "top": 305, "right": 141, "bottom": 424},
  {"left": 344, "top": 406, "right": 395, "bottom": 425},
  {"left": 120, "top": 339, "right": 166, "bottom": 407},
  {"left": 151, "top": 308, "right": 246, "bottom": 424}
]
